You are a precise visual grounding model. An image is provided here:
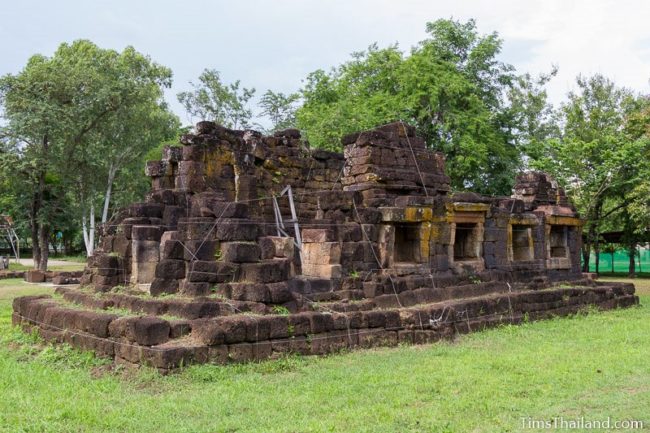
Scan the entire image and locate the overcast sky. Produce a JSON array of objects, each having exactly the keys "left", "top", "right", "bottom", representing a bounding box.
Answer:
[{"left": 2, "top": 0, "right": 649, "bottom": 126}]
